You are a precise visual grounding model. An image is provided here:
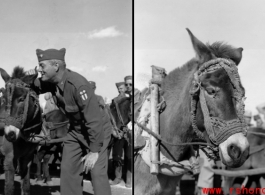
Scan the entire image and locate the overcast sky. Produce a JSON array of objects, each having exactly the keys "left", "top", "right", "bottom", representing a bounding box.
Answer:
[
  {"left": 135, "top": 0, "right": 265, "bottom": 117},
  {"left": 0, "top": 0, "right": 132, "bottom": 106}
]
